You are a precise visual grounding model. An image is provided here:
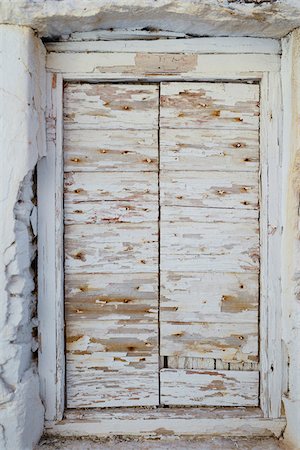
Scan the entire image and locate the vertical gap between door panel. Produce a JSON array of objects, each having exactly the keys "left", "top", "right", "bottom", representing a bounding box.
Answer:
[{"left": 158, "top": 82, "right": 162, "bottom": 406}]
